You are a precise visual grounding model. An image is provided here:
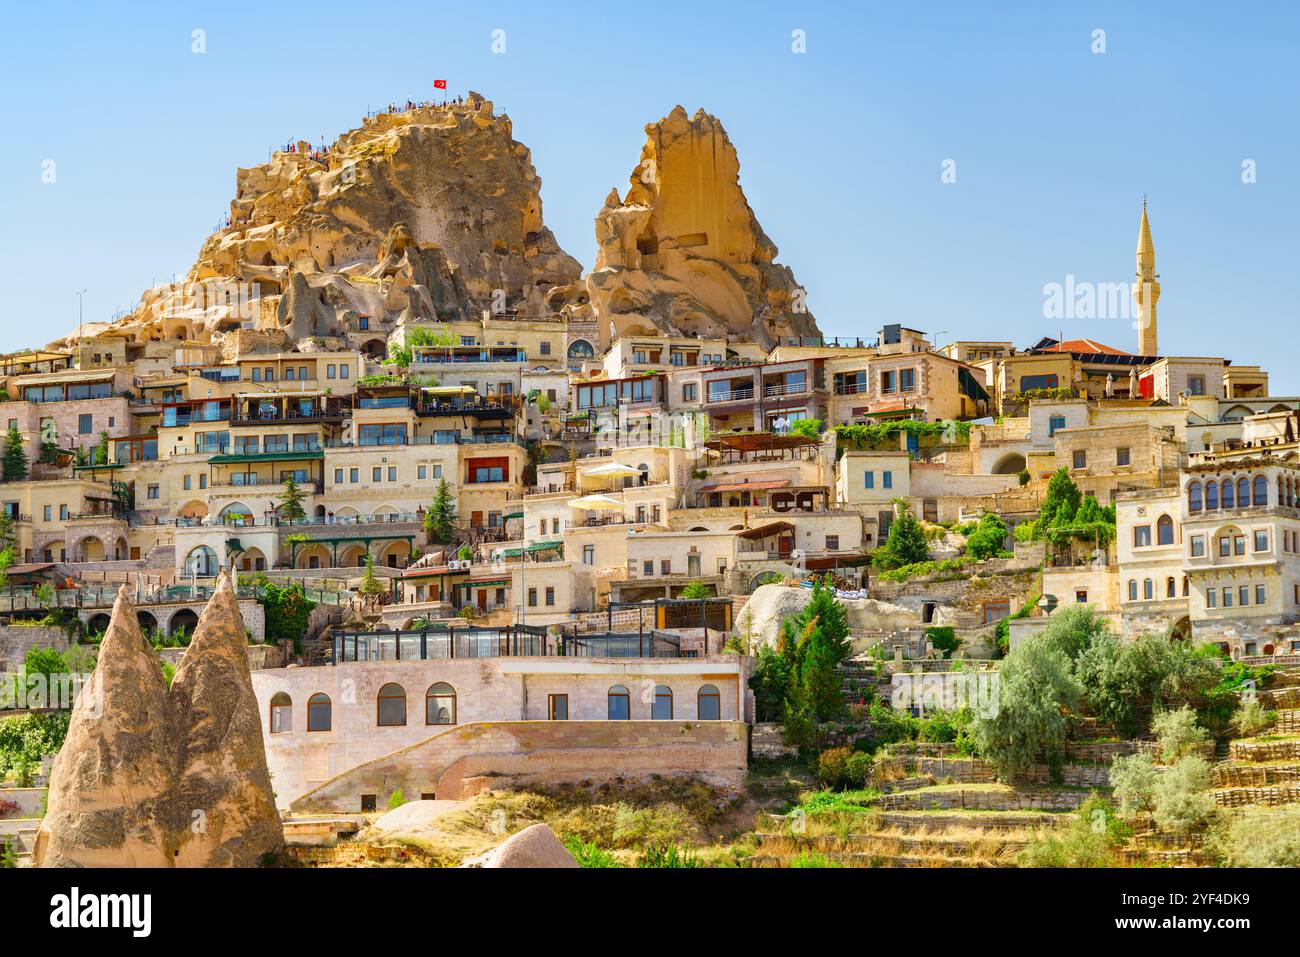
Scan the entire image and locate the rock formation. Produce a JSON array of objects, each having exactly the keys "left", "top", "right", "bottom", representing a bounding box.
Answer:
[
  {"left": 559, "top": 106, "right": 821, "bottom": 349},
  {"left": 736, "top": 583, "right": 920, "bottom": 653},
  {"left": 476, "top": 823, "right": 578, "bottom": 868},
  {"left": 35, "top": 572, "right": 282, "bottom": 868},
  {"left": 63, "top": 93, "right": 581, "bottom": 351}
]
